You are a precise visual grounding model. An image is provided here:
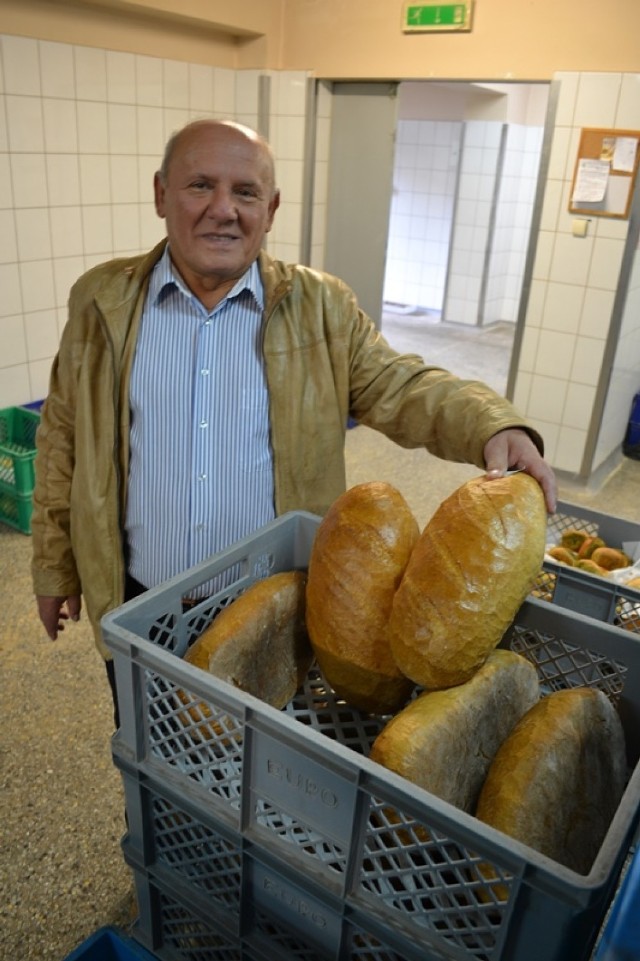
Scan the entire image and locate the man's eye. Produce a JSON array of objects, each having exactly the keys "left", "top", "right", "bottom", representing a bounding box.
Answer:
[{"left": 190, "top": 181, "right": 210, "bottom": 191}]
